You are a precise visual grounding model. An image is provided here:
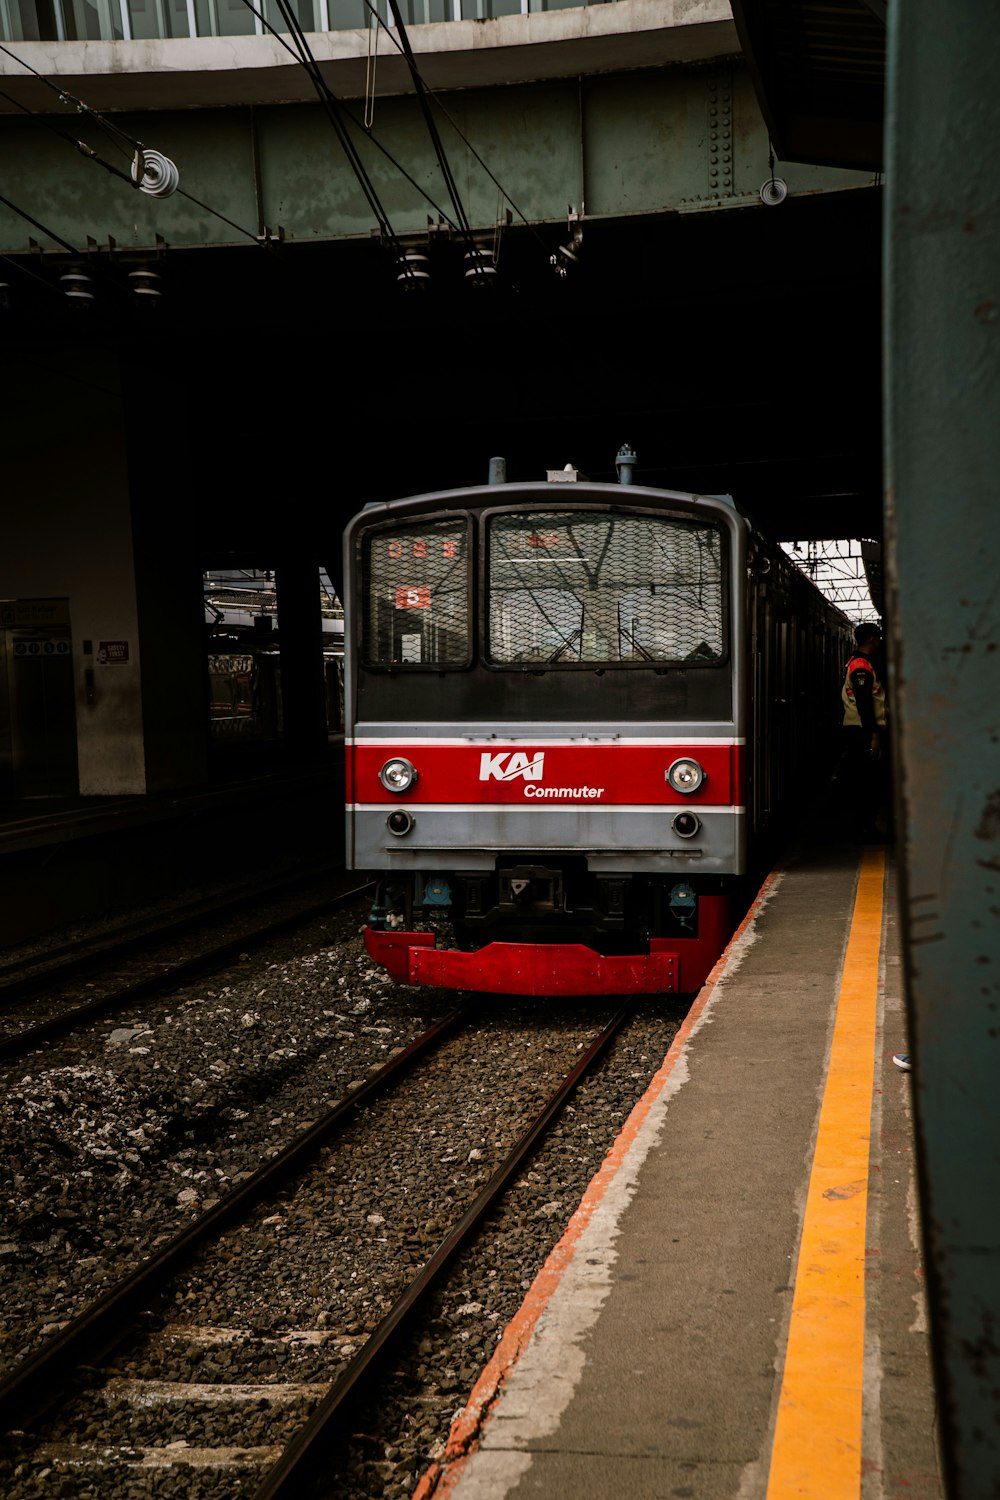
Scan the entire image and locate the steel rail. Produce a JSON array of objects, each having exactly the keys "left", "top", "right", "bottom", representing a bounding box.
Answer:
[
  {"left": 252, "top": 1001, "right": 634, "bottom": 1500},
  {"left": 0, "top": 1006, "right": 465, "bottom": 1431},
  {"left": 0, "top": 863, "right": 359, "bottom": 999},
  {"left": 0, "top": 880, "right": 374, "bottom": 1061}
]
